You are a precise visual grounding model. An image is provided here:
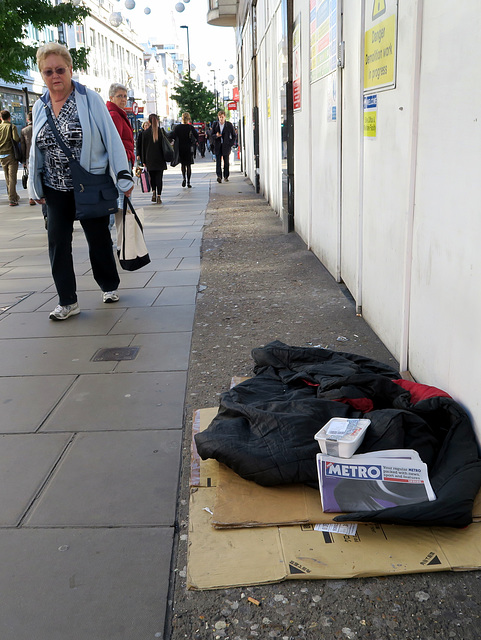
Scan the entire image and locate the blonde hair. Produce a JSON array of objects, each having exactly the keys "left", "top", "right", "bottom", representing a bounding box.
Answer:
[
  {"left": 36, "top": 43, "right": 73, "bottom": 70},
  {"left": 149, "top": 113, "right": 159, "bottom": 142},
  {"left": 181, "top": 112, "right": 191, "bottom": 124}
]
